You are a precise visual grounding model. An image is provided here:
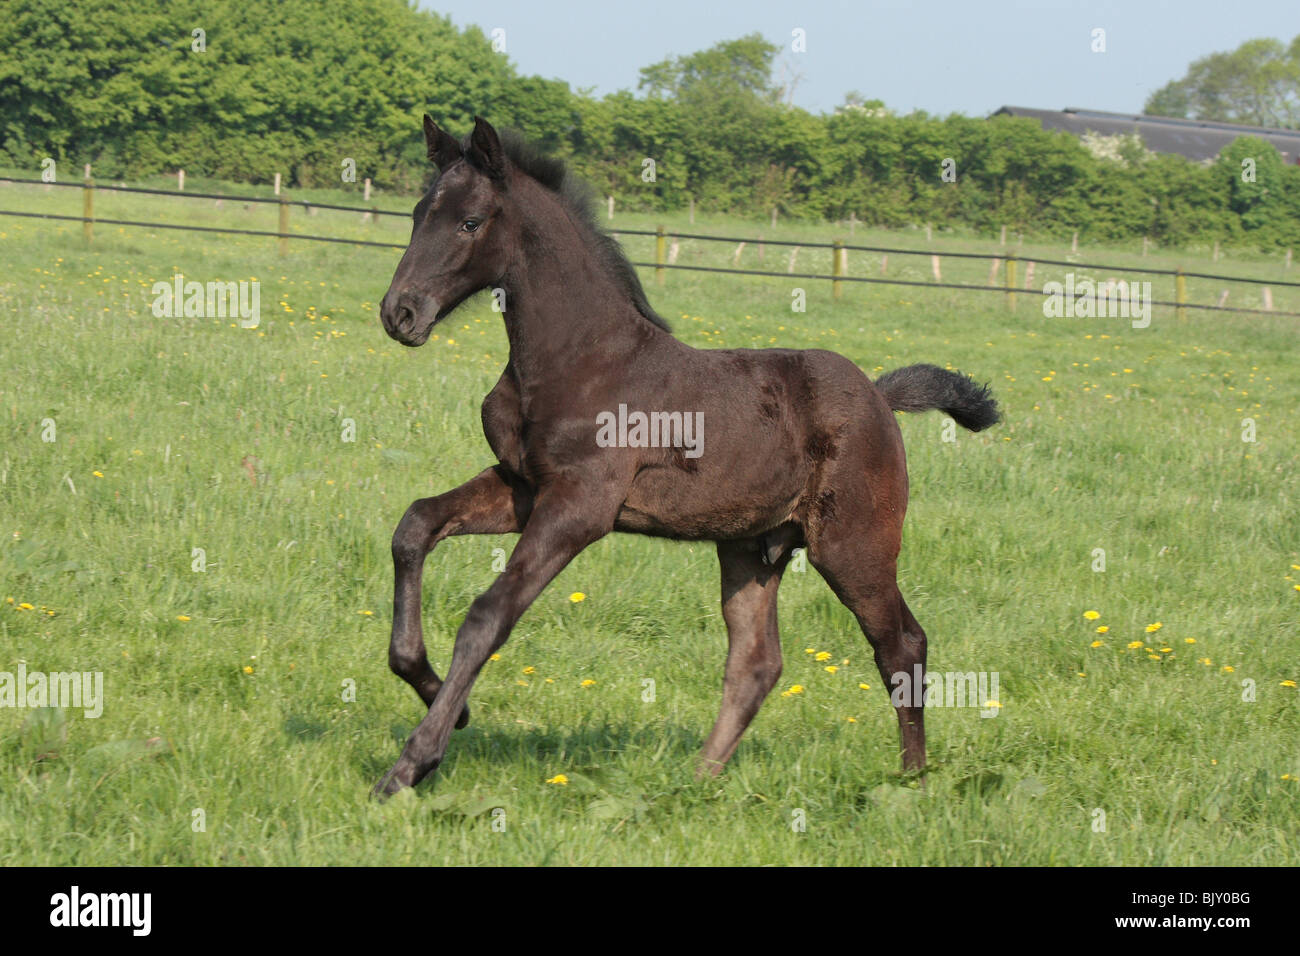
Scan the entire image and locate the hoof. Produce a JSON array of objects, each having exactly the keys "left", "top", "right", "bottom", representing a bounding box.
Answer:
[{"left": 371, "top": 764, "right": 412, "bottom": 801}]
